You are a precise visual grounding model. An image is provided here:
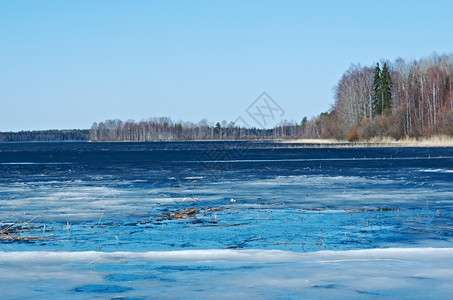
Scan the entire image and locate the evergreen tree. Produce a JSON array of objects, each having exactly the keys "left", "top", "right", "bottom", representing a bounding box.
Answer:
[
  {"left": 373, "top": 63, "right": 382, "bottom": 115},
  {"left": 301, "top": 116, "right": 308, "bottom": 128},
  {"left": 380, "top": 62, "right": 393, "bottom": 113},
  {"left": 214, "top": 122, "right": 221, "bottom": 134},
  {"left": 373, "top": 62, "right": 393, "bottom": 116}
]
